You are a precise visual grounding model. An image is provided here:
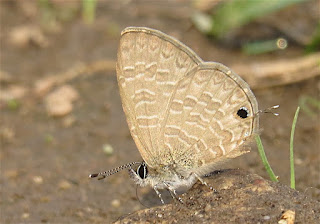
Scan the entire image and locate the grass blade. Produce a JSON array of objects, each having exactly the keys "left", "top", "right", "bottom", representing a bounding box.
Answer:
[
  {"left": 299, "top": 95, "right": 320, "bottom": 117},
  {"left": 255, "top": 135, "right": 278, "bottom": 182},
  {"left": 290, "top": 106, "right": 300, "bottom": 189},
  {"left": 82, "top": 0, "right": 97, "bottom": 24}
]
